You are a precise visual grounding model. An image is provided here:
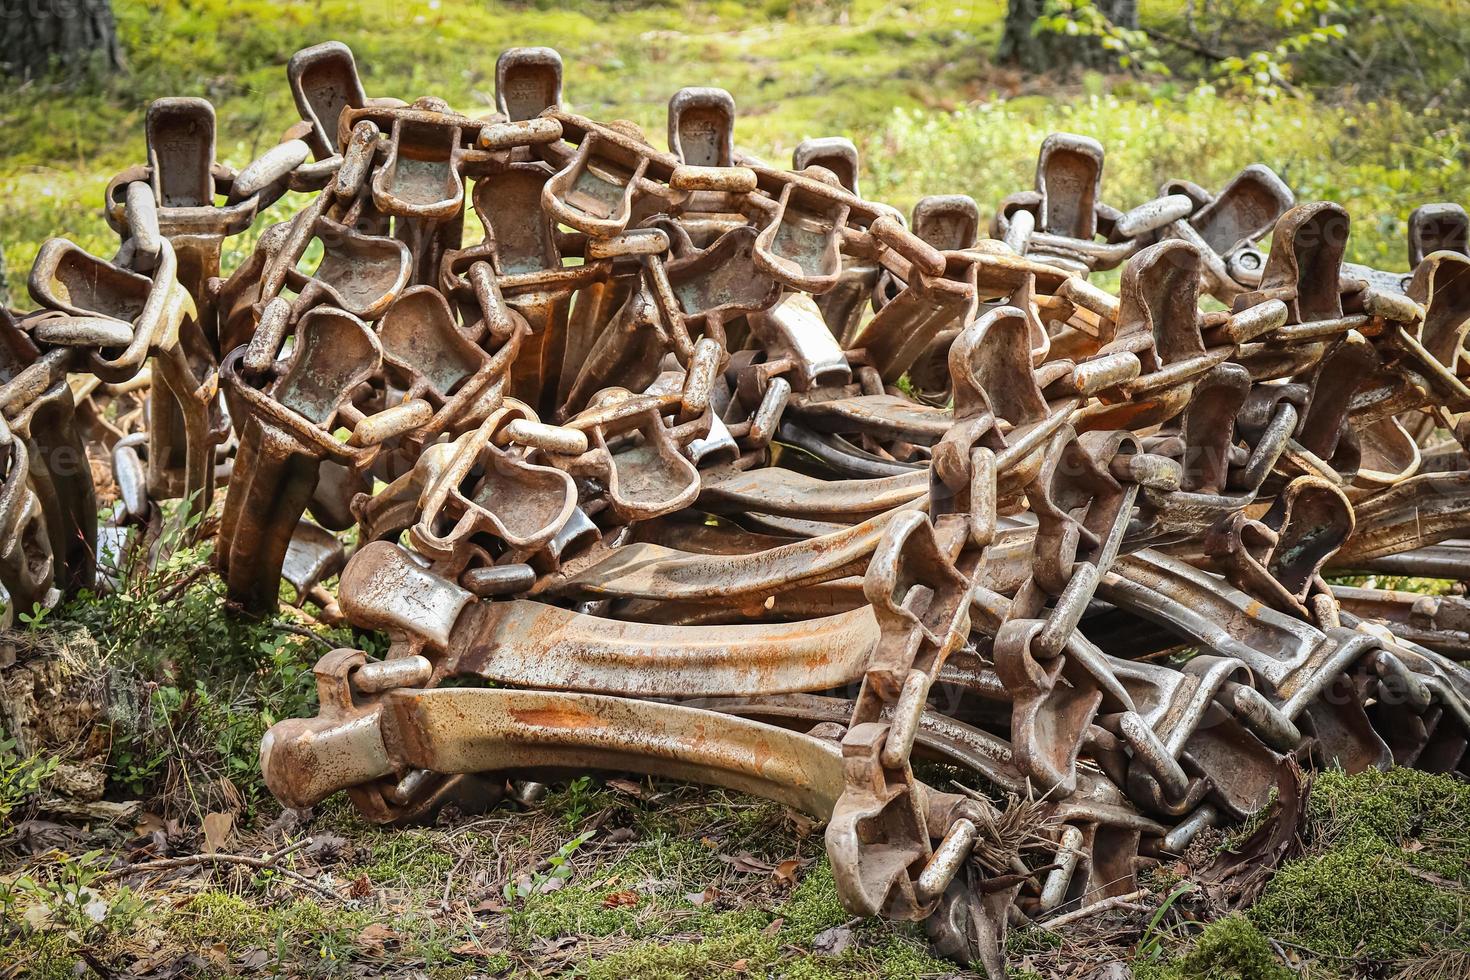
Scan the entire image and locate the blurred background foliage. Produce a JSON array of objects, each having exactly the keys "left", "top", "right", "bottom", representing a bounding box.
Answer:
[{"left": 2, "top": 0, "right": 1467, "bottom": 302}]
